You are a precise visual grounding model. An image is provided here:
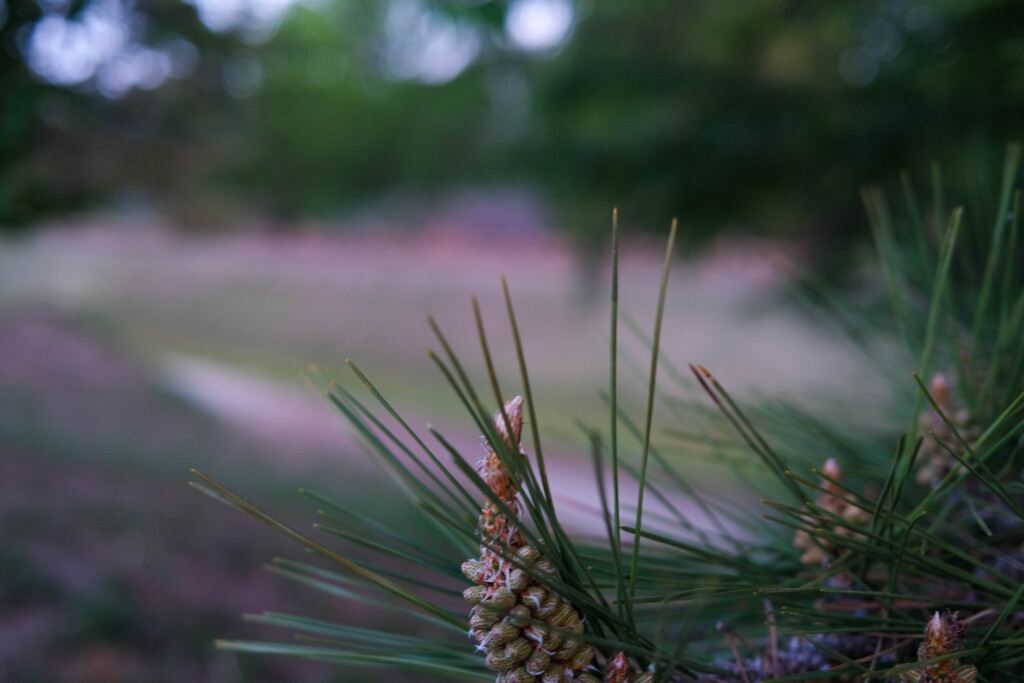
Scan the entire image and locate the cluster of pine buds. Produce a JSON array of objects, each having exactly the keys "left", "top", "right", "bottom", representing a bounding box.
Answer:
[
  {"left": 461, "top": 397, "right": 598, "bottom": 683},
  {"left": 460, "top": 398, "right": 651, "bottom": 683},
  {"left": 899, "top": 611, "right": 977, "bottom": 682},
  {"left": 791, "top": 458, "right": 870, "bottom": 566},
  {"left": 915, "top": 374, "right": 980, "bottom": 486}
]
